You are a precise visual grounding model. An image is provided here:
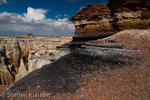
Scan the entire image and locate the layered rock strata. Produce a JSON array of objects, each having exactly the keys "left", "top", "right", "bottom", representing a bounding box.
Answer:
[
  {"left": 0, "top": 36, "right": 72, "bottom": 85},
  {"left": 69, "top": 0, "right": 150, "bottom": 38}
]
